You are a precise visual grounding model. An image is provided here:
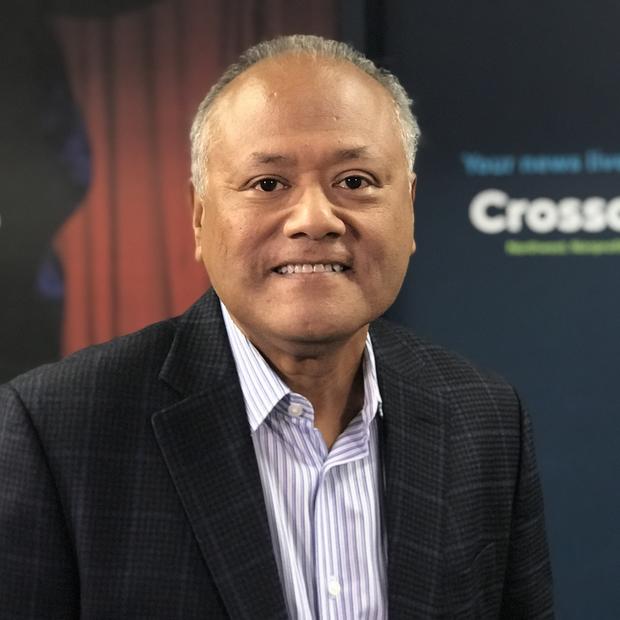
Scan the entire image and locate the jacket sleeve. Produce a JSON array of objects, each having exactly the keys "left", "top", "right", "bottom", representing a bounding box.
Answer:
[
  {"left": 500, "top": 395, "right": 554, "bottom": 618},
  {"left": 0, "top": 383, "right": 79, "bottom": 619}
]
